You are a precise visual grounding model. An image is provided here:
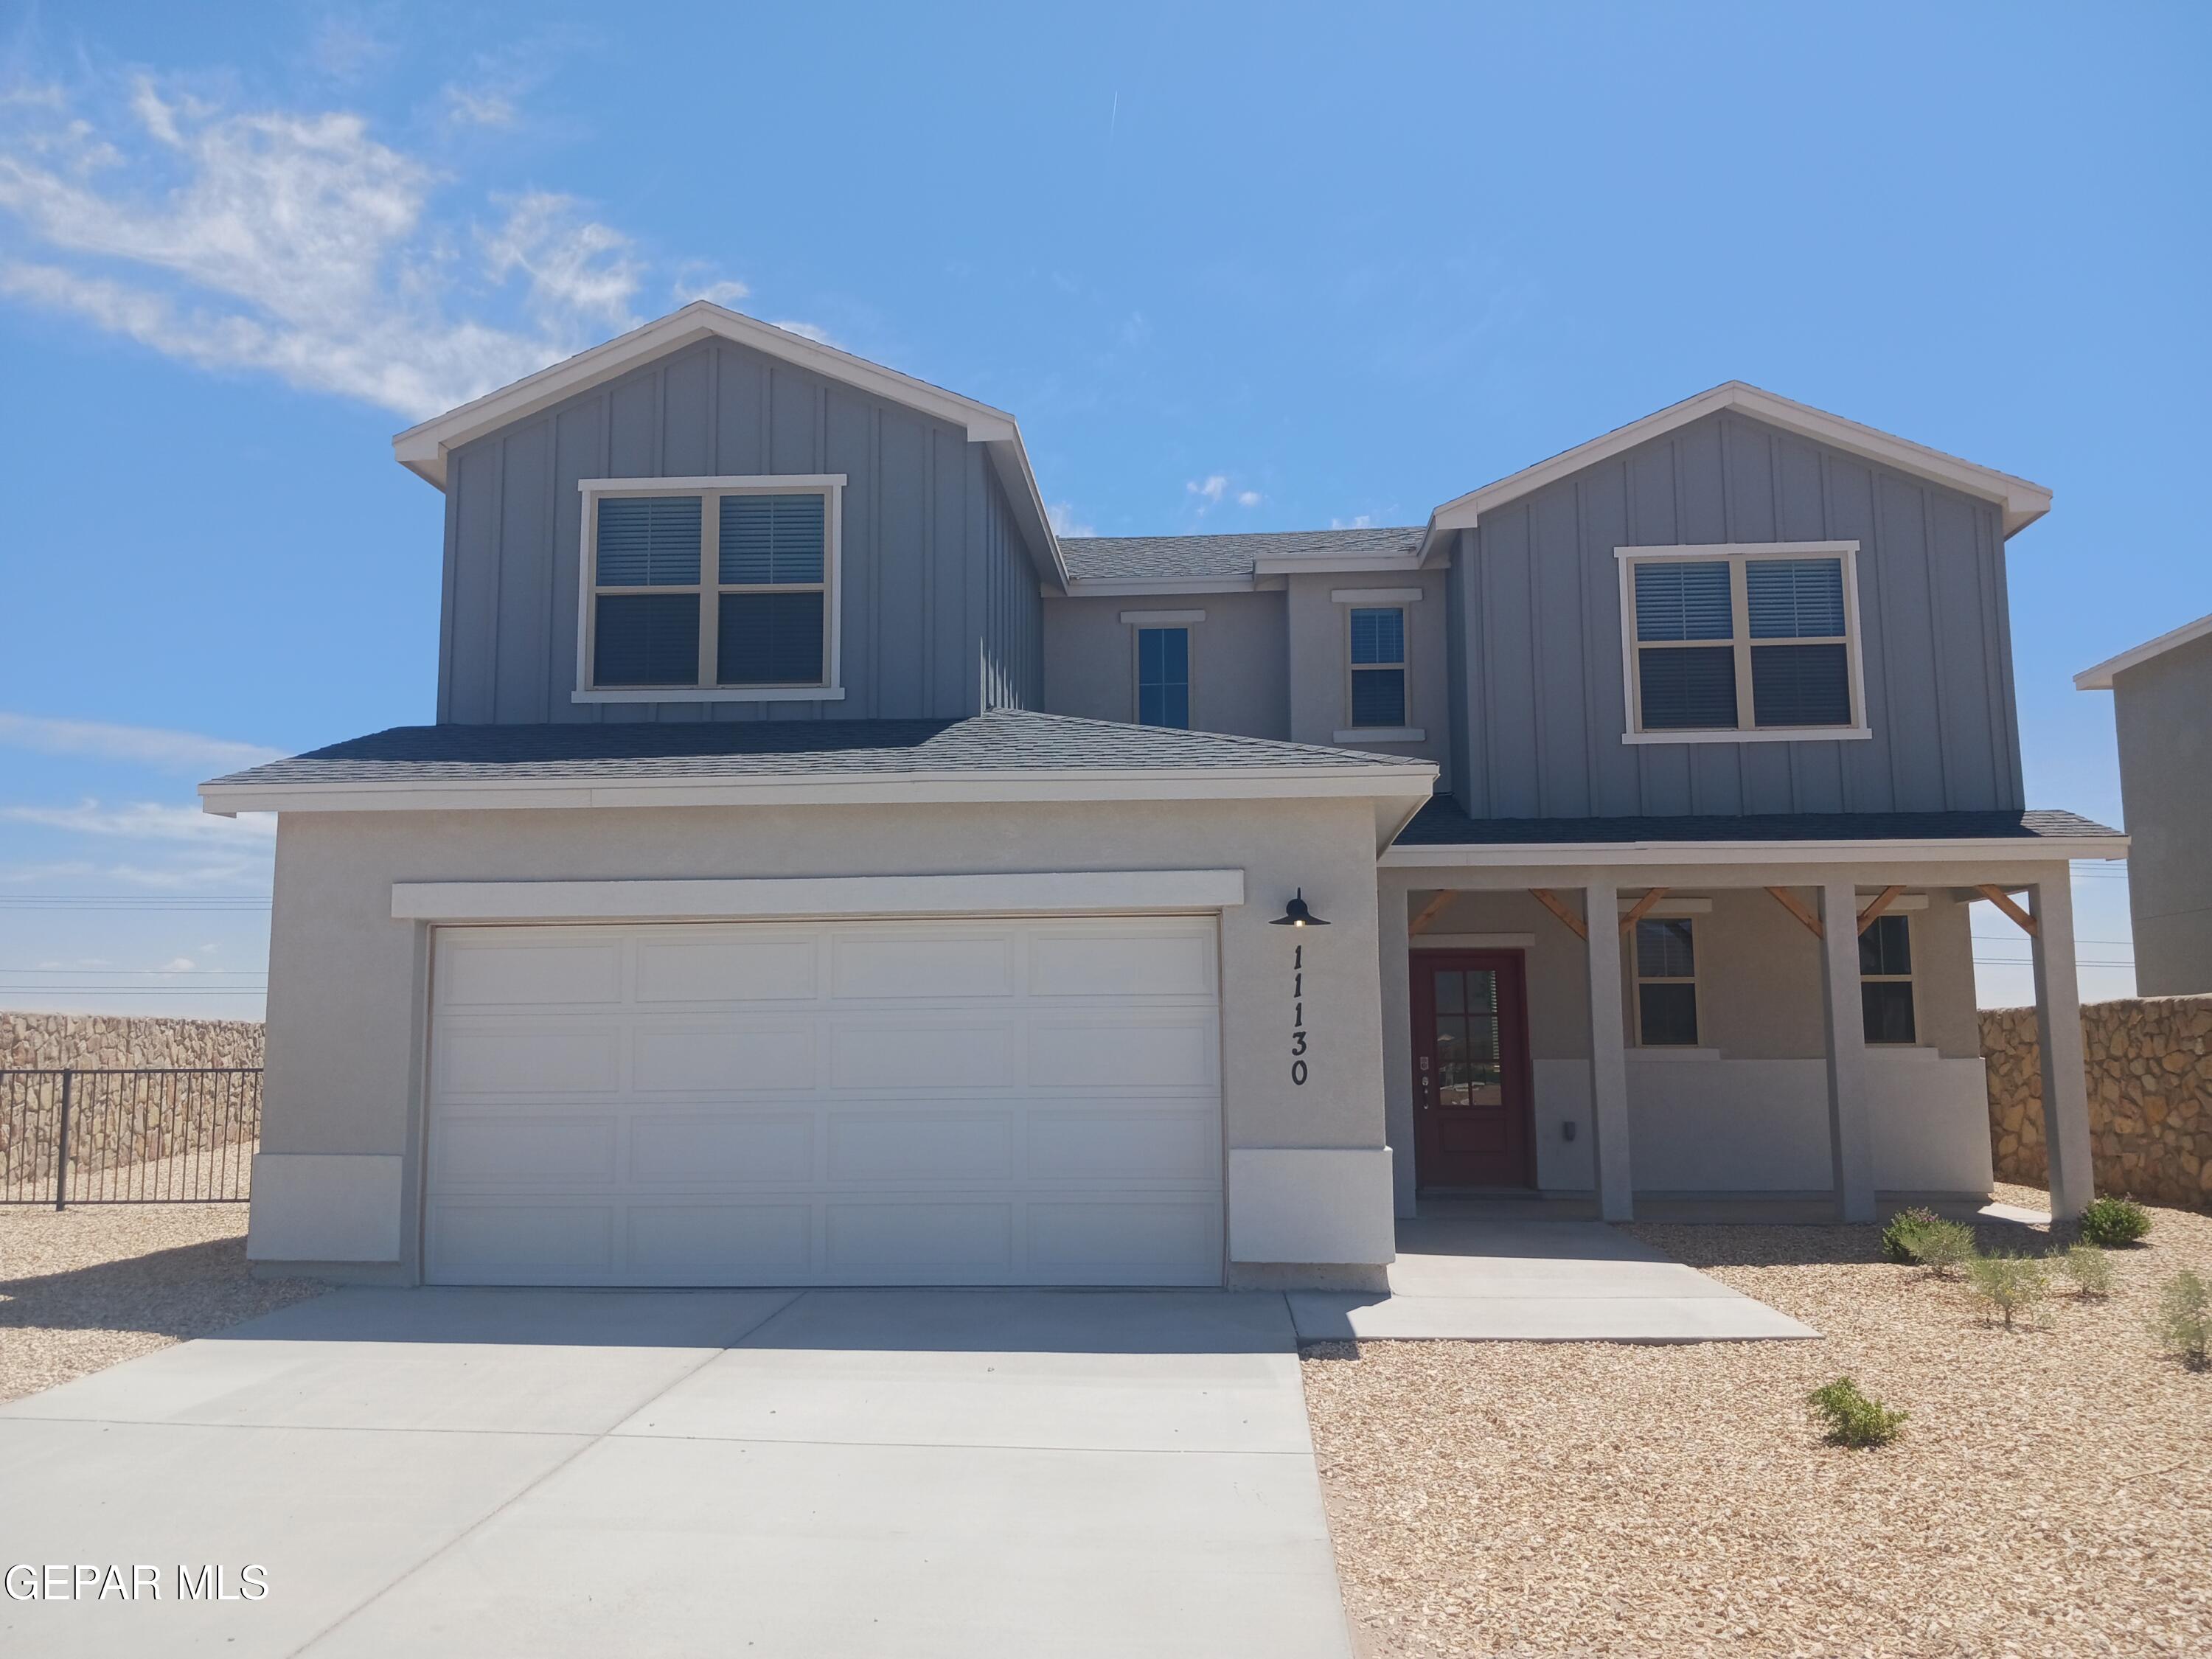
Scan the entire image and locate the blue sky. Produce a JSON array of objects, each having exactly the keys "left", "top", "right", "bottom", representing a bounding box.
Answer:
[{"left": 0, "top": 1, "right": 2202, "bottom": 1017}]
